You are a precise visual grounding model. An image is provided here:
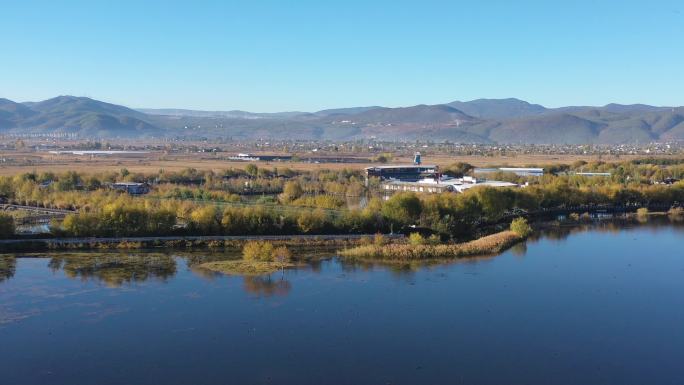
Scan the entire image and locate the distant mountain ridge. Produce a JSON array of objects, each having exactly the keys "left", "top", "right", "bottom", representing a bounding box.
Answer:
[{"left": 2, "top": 95, "right": 683, "bottom": 143}]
